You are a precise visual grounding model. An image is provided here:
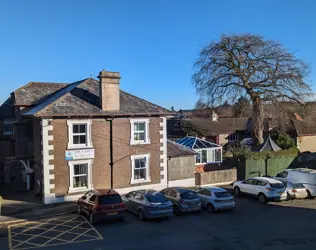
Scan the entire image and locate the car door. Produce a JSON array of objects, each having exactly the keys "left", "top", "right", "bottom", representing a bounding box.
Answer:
[
  {"left": 80, "top": 191, "right": 93, "bottom": 215},
  {"left": 132, "top": 192, "right": 144, "bottom": 213},
  {"left": 239, "top": 179, "right": 254, "bottom": 194},
  {"left": 196, "top": 189, "right": 210, "bottom": 207},
  {"left": 168, "top": 189, "right": 178, "bottom": 204},
  {"left": 250, "top": 180, "right": 265, "bottom": 195},
  {"left": 87, "top": 194, "right": 97, "bottom": 213},
  {"left": 124, "top": 192, "right": 135, "bottom": 211}
]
